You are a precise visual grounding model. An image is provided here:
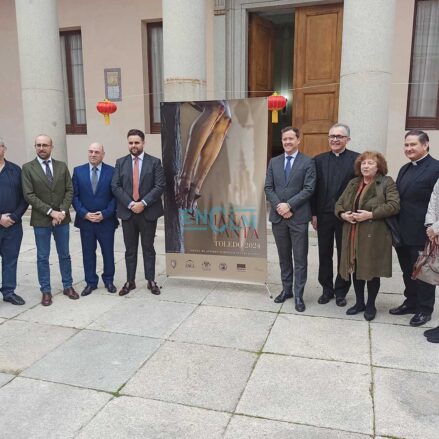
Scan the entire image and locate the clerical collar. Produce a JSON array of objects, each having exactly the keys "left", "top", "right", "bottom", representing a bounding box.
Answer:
[
  {"left": 331, "top": 148, "right": 346, "bottom": 157},
  {"left": 411, "top": 153, "right": 429, "bottom": 166}
]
